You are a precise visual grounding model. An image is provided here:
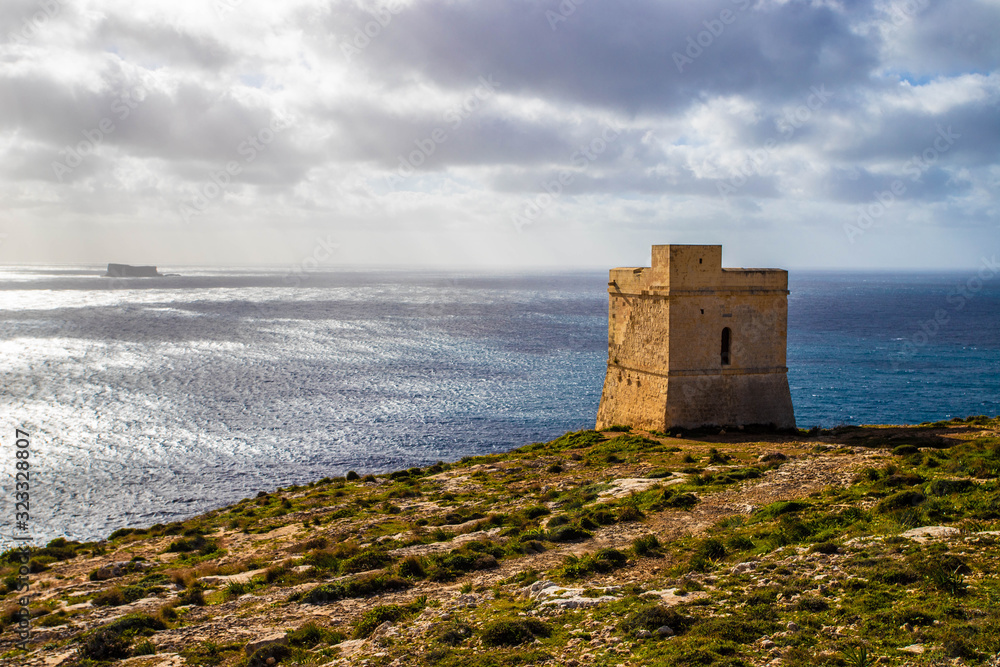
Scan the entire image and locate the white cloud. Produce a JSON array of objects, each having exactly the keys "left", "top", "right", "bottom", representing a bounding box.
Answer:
[{"left": 0, "top": 0, "right": 996, "bottom": 269}]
